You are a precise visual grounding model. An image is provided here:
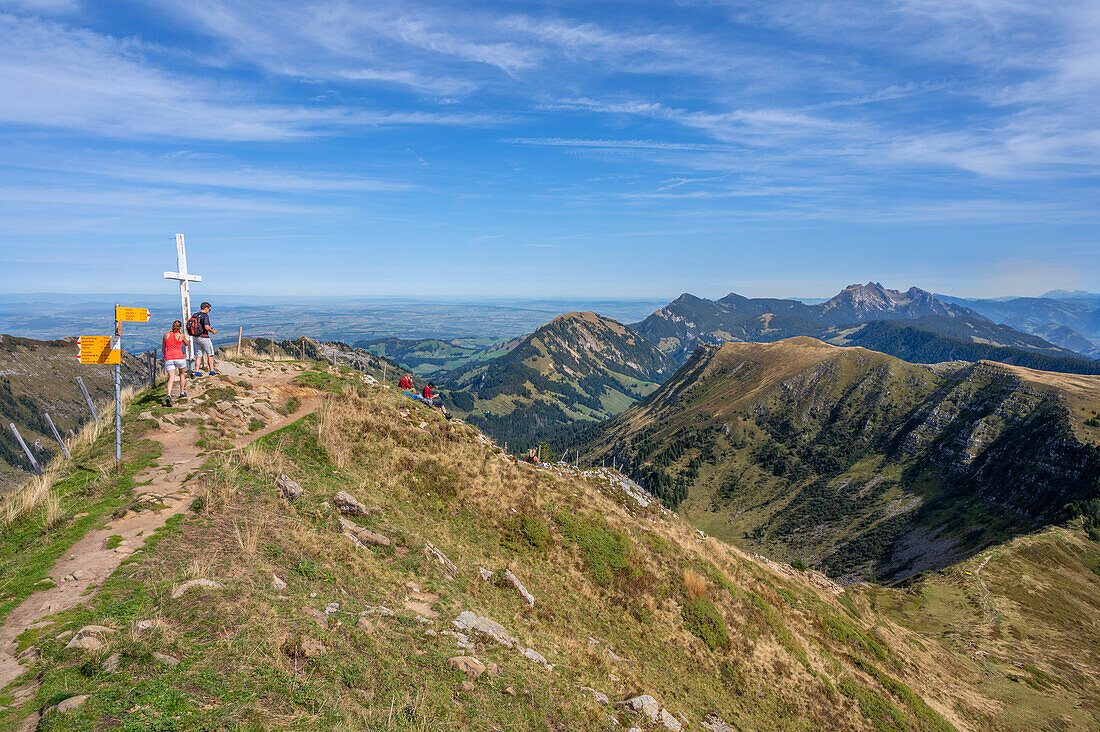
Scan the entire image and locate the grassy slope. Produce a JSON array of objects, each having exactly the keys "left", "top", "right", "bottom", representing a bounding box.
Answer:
[
  {"left": 858, "top": 525, "right": 1100, "bottom": 730},
  {"left": 1, "top": 368, "right": 1015, "bottom": 731},
  {"left": 578, "top": 338, "right": 1100, "bottom": 582}
]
